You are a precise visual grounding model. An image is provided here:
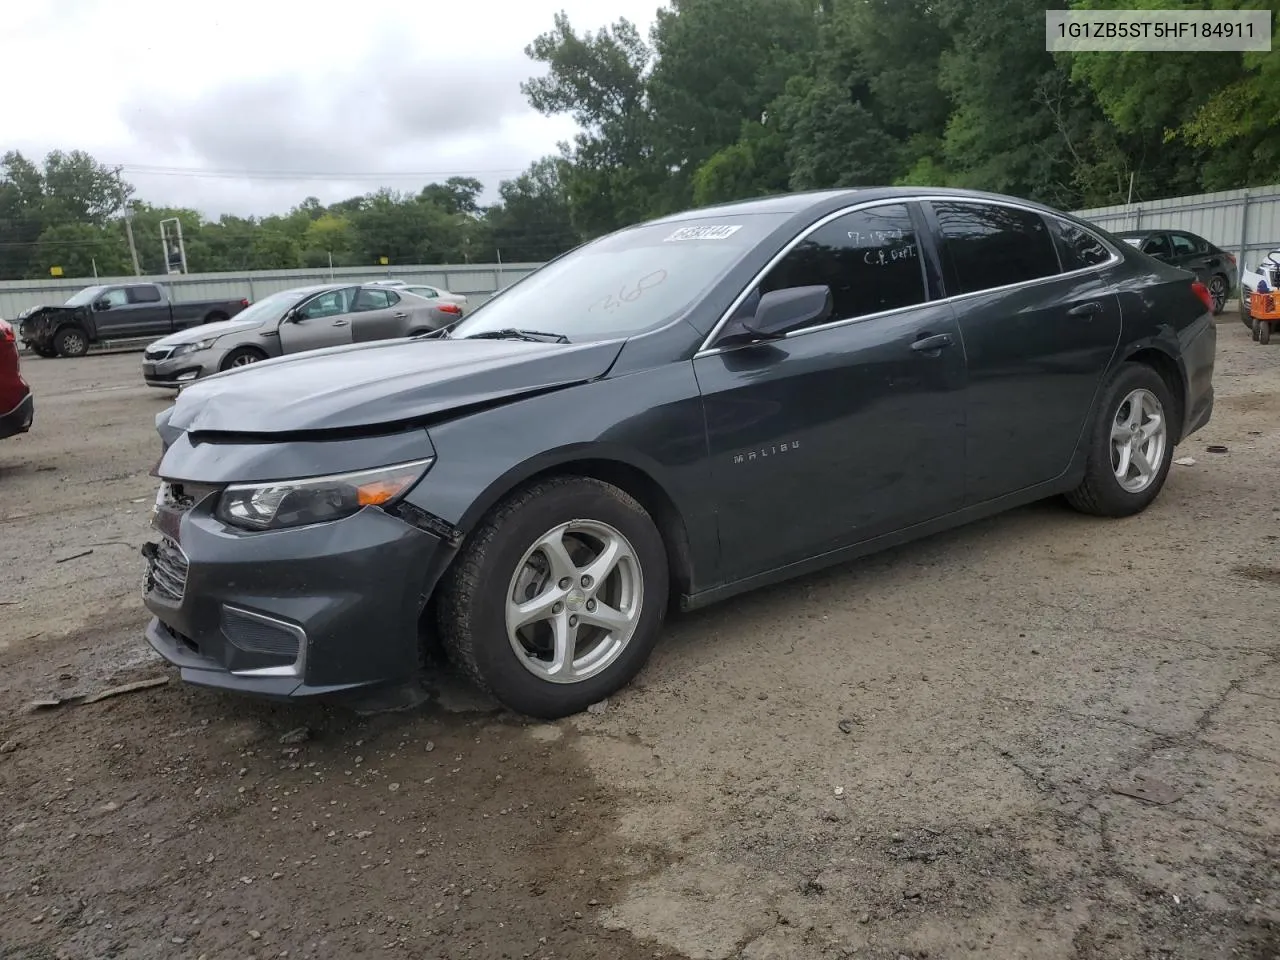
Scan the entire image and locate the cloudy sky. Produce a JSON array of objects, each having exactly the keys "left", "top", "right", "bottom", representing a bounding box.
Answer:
[{"left": 6, "top": 0, "right": 665, "bottom": 218}]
